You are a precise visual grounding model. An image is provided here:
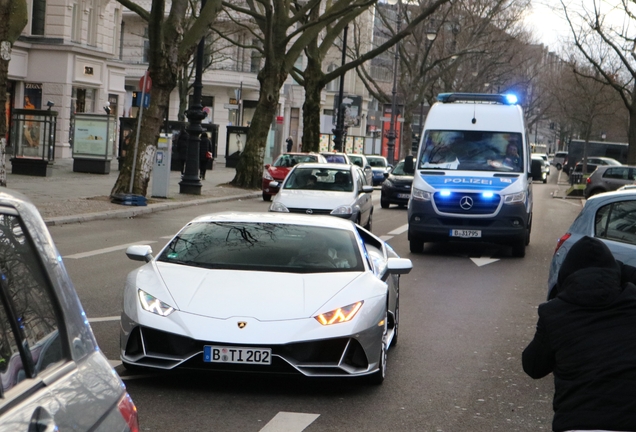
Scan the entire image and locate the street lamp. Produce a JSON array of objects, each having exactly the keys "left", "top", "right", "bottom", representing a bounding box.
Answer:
[
  {"left": 385, "top": 0, "right": 402, "bottom": 166},
  {"left": 332, "top": 25, "right": 349, "bottom": 152},
  {"left": 179, "top": 0, "right": 206, "bottom": 194}
]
